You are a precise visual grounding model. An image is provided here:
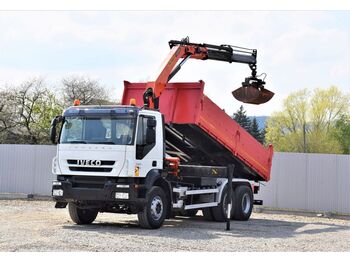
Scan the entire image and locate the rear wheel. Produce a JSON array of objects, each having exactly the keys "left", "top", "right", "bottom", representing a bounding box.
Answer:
[
  {"left": 138, "top": 186, "right": 167, "bottom": 229},
  {"left": 232, "top": 185, "right": 253, "bottom": 221},
  {"left": 211, "top": 185, "right": 235, "bottom": 222},
  {"left": 68, "top": 203, "right": 98, "bottom": 225}
]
